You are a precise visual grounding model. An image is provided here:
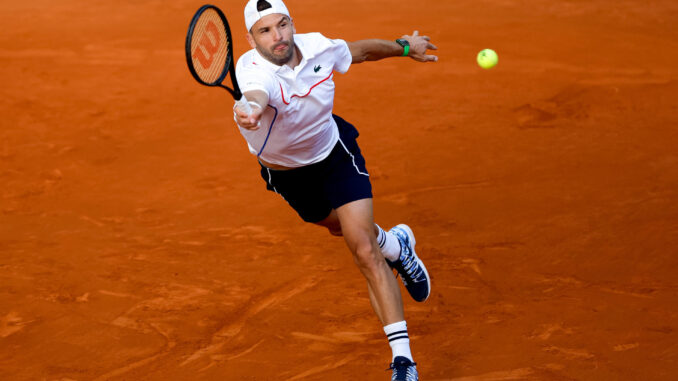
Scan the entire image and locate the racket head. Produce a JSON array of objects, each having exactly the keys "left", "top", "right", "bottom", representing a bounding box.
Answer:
[{"left": 185, "top": 5, "right": 238, "bottom": 94}]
